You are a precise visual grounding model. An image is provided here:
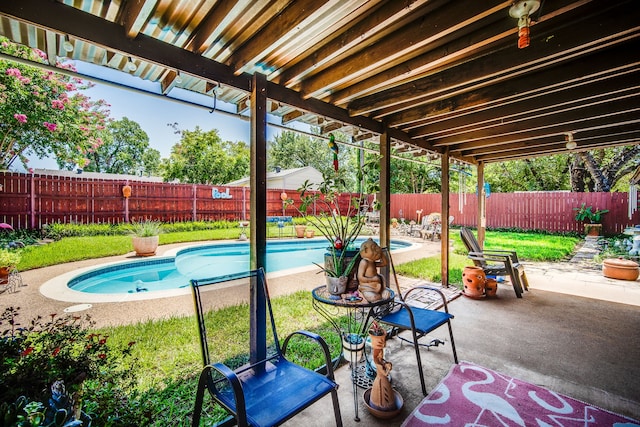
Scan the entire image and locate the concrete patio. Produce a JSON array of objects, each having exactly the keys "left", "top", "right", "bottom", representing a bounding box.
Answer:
[
  {"left": 6, "top": 237, "right": 640, "bottom": 425},
  {"left": 285, "top": 240, "right": 640, "bottom": 426}
]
